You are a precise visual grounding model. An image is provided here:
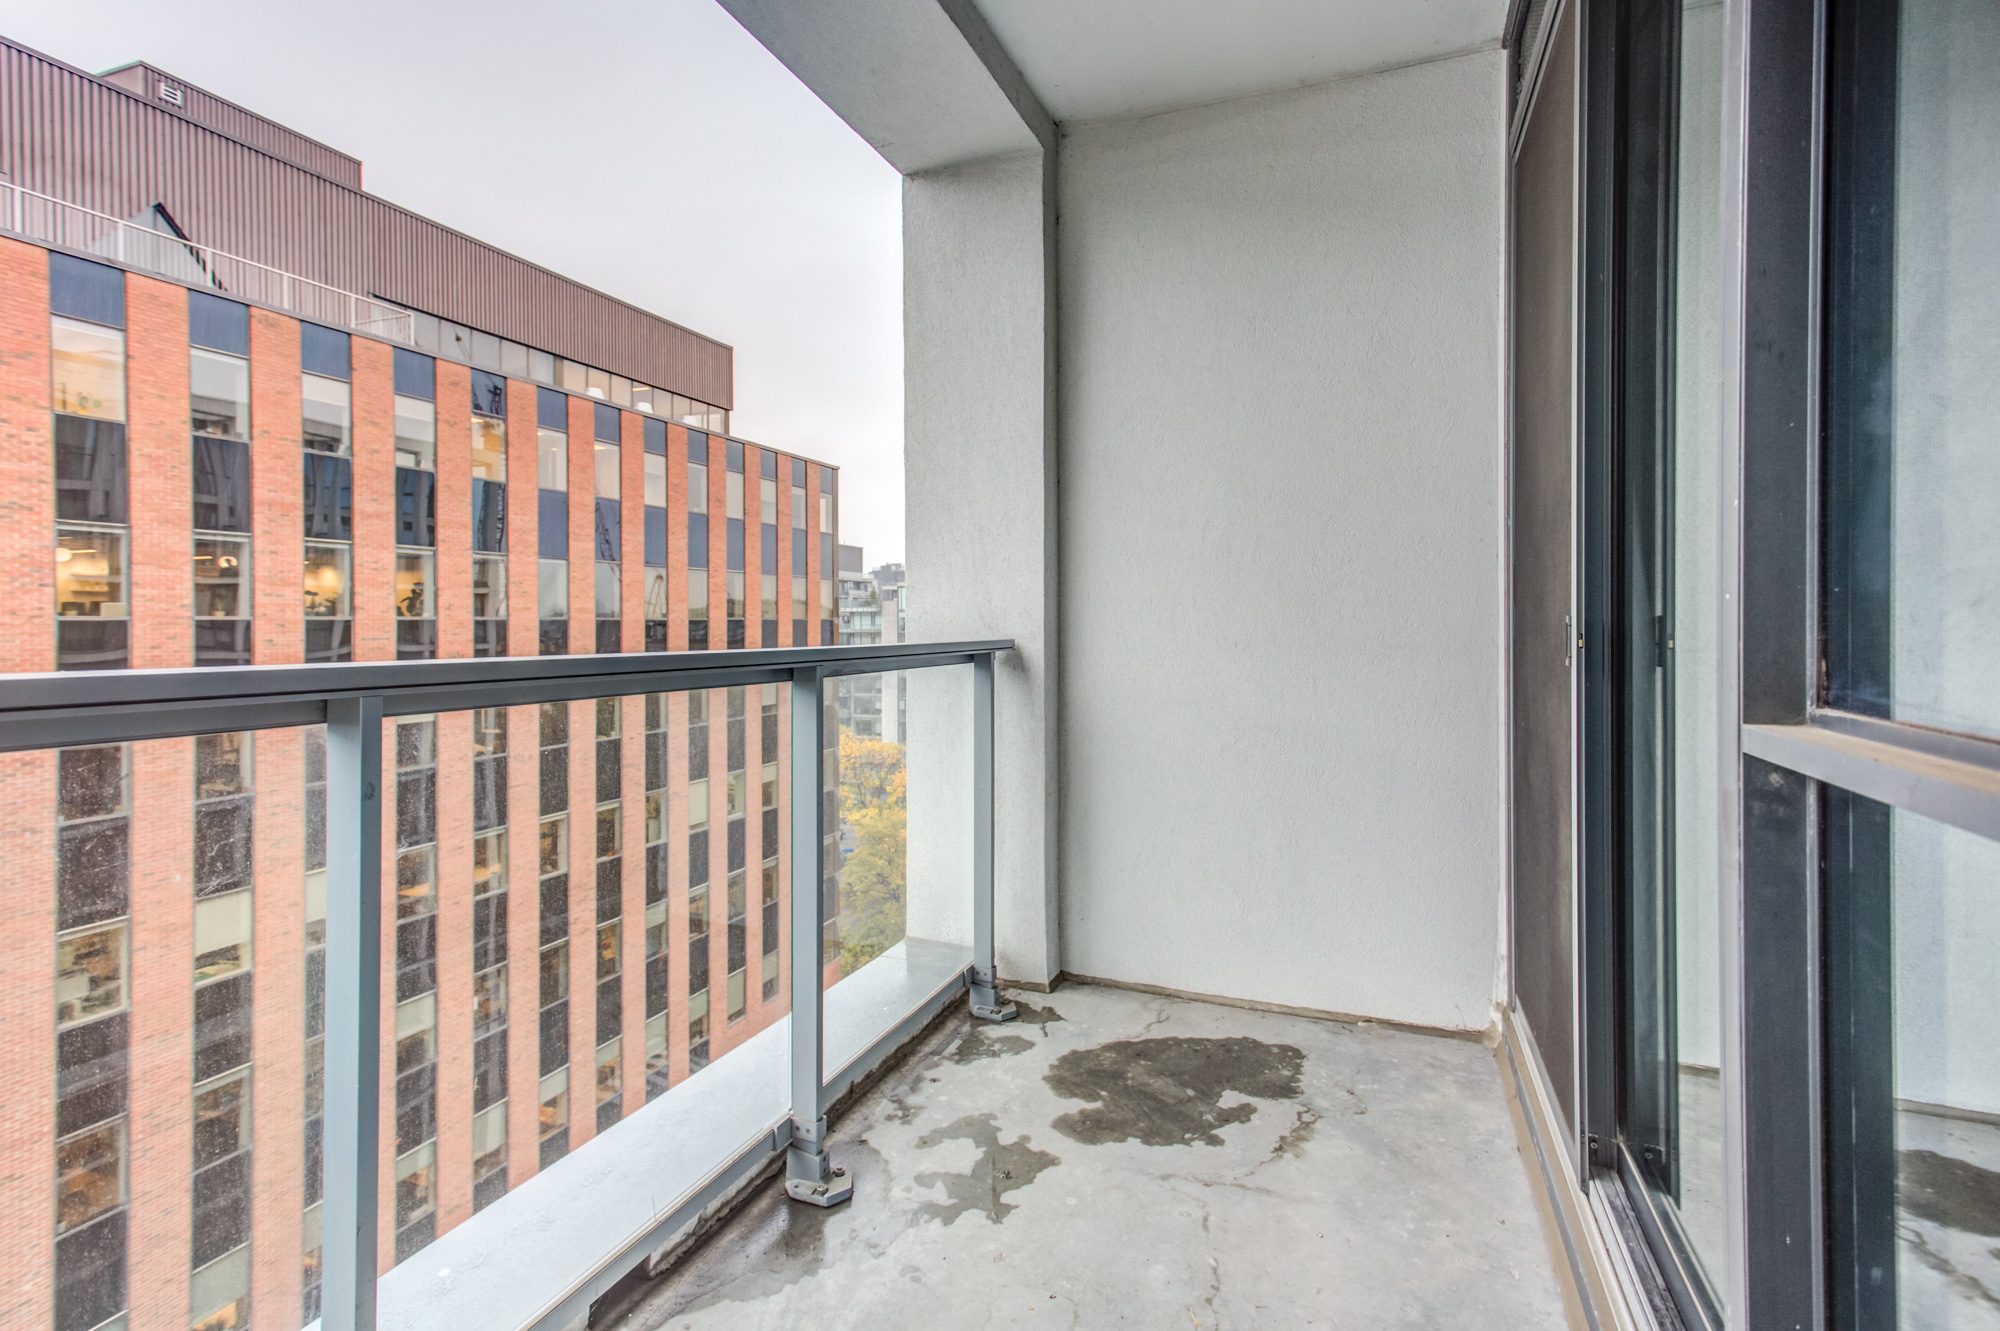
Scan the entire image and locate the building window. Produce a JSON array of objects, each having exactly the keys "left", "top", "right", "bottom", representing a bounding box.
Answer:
[
  {"left": 538, "top": 1068, "right": 569, "bottom": 1169},
  {"left": 52, "top": 258, "right": 130, "bottom": 673},
  {"left": 538, "top": 559, "right": 569, "bottom": 656},
  {"left": 54, "top": 737, "right": 132, "bottom": 1331},
  {"left": 396, "top": 549, "right": 437, "bottom": 660},
  {"left": 301, "top": 374, "right": 350, "bottom": 456},
  {"left": 52, "top": 315, "right": 126, "bottom": 421},
  {"left": 304, "top": 542, "right": 352, "bottom": 619}
]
